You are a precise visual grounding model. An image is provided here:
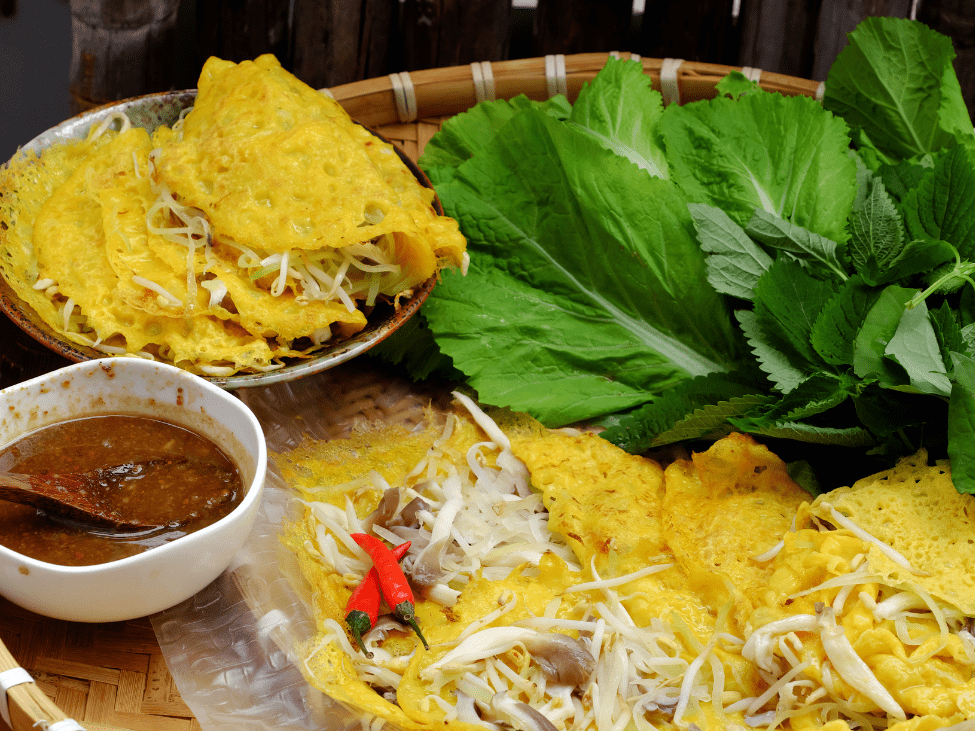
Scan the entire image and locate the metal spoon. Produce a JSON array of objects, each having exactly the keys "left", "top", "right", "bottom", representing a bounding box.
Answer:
[{"left": 0, "top": 459, "right": 235, "bottom": 529}]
